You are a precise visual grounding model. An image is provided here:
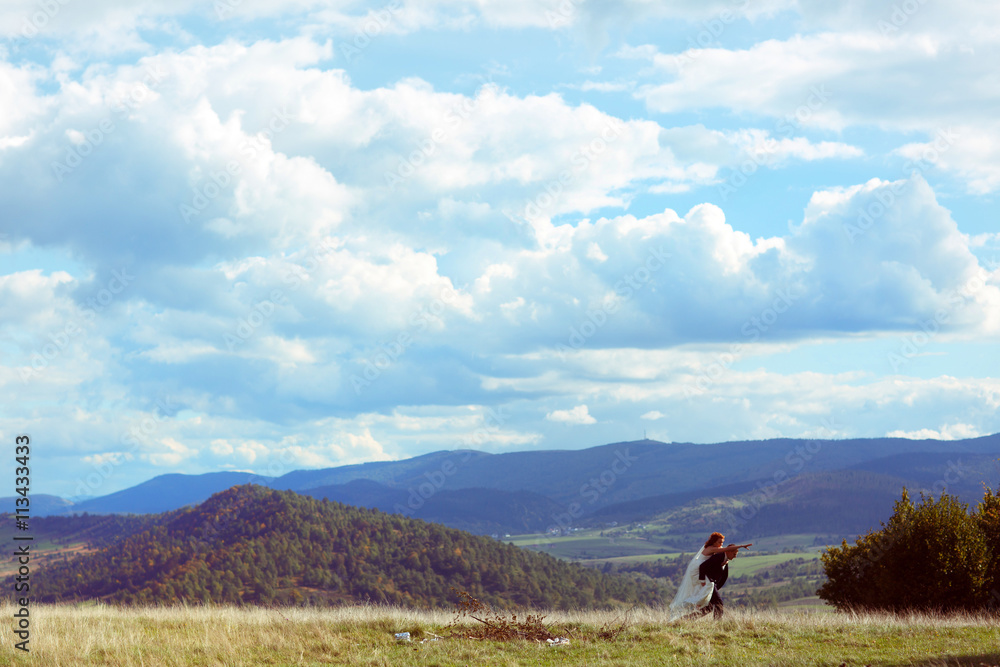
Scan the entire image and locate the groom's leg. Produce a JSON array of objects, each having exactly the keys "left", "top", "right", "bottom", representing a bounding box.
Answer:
[
  {"left": 712, "top": 591, "right": 724, "bottom": 619},
  {"left": 706, "top": 590, "right": 724, "bottom": 619}
]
